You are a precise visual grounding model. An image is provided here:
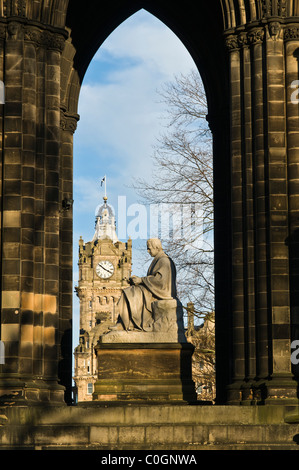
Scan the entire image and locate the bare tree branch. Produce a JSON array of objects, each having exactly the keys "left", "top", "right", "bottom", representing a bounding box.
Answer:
[{"left": 132, "top": 69, "right": 214, "bottom": 316}]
